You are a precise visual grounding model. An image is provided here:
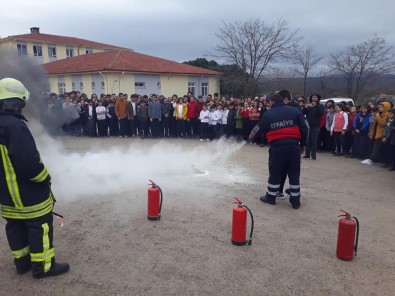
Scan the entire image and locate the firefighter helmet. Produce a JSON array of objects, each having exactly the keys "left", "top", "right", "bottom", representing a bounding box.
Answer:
[
  {"left": 0, "top": 78, "right": 30, "bottom": 111},
  {"left": 0, "top": 78, "right": 30, "bottom": 101}
]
